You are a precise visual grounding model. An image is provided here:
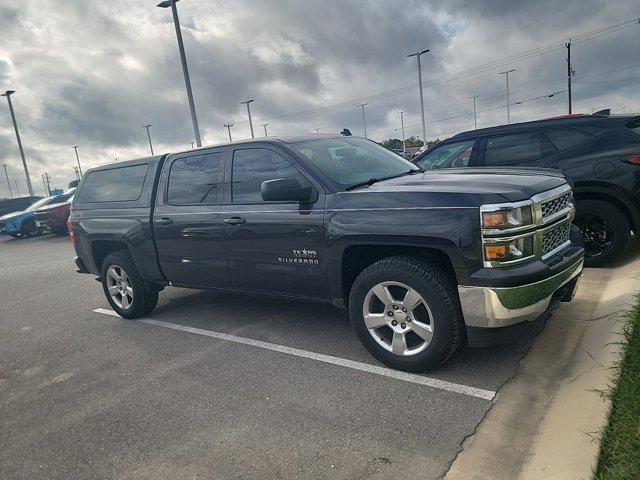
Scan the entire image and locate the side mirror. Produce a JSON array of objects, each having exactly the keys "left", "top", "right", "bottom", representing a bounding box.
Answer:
[{"left": 260, "top": 178, "right": 315, "bottom": 203}]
